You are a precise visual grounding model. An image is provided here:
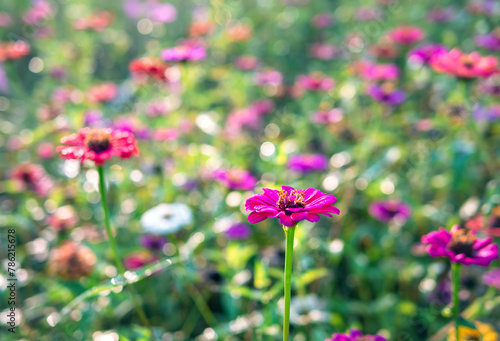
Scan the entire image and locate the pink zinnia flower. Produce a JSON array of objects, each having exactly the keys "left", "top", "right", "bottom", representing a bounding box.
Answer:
[
  {"left": 295, "top": 73, "right": 335, "bottom": 92},
  {"left": 57, "top": 127, "right": 139, "bottom": 166},
  {"left": 214, "top": 168, "right": 257, "bottom": 191},
  {"left": 309, "top": 43, "right": 340, "bottom": 60},
  {"left": 86, "top": 82, "right": 118, "bottom": 103},
  {"left": 235, "top": 55, "right": 259, "bottom": 70},
  {"left": 161, "top": 41, "right": 206, "bottom": 62},
  {"left": 421, "top": 225, "right": 498, "bottom": 267},
  {"left": 326, "top": 329, "right": 387, "bottom": 341},
  {"left": 129, "top": 56, "right": 170, "bottom": 83},
  {"left": 430, "top": 48, "right": 499, "bottom": 79},
  {"left": 245, "top": 186, "right": 339, "bottom": 227},
  {"left": 254, "top": 69, "right": 283, "bottom": 87},
  {"left": 10, "top": 163, "right": 53, "bottom": 197},
  {"left": 388, "top": 25, "right": 425, "bottom": 45},
  {"left": 311, "top": 109, "right": 343, "bottom": 125},
  {"left": 408, "top": 44, "right": 447, "bottom": 65},
  {"left": 360, "top": 62, "right": 400, "bottom": 82}
]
